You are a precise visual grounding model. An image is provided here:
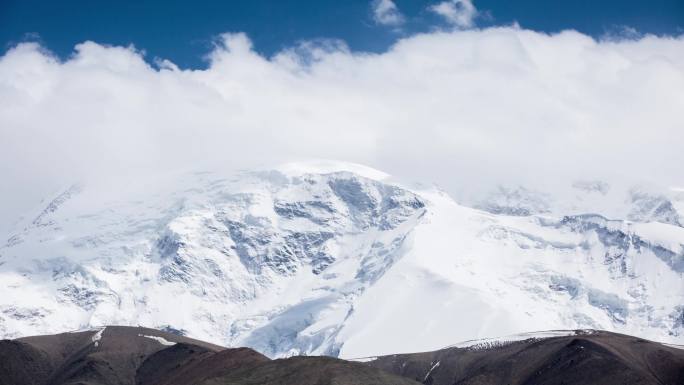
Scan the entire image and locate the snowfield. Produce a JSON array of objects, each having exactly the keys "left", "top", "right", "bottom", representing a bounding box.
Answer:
[{"left": 0, "top": 161, "right": 682, "bottom": 358}]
